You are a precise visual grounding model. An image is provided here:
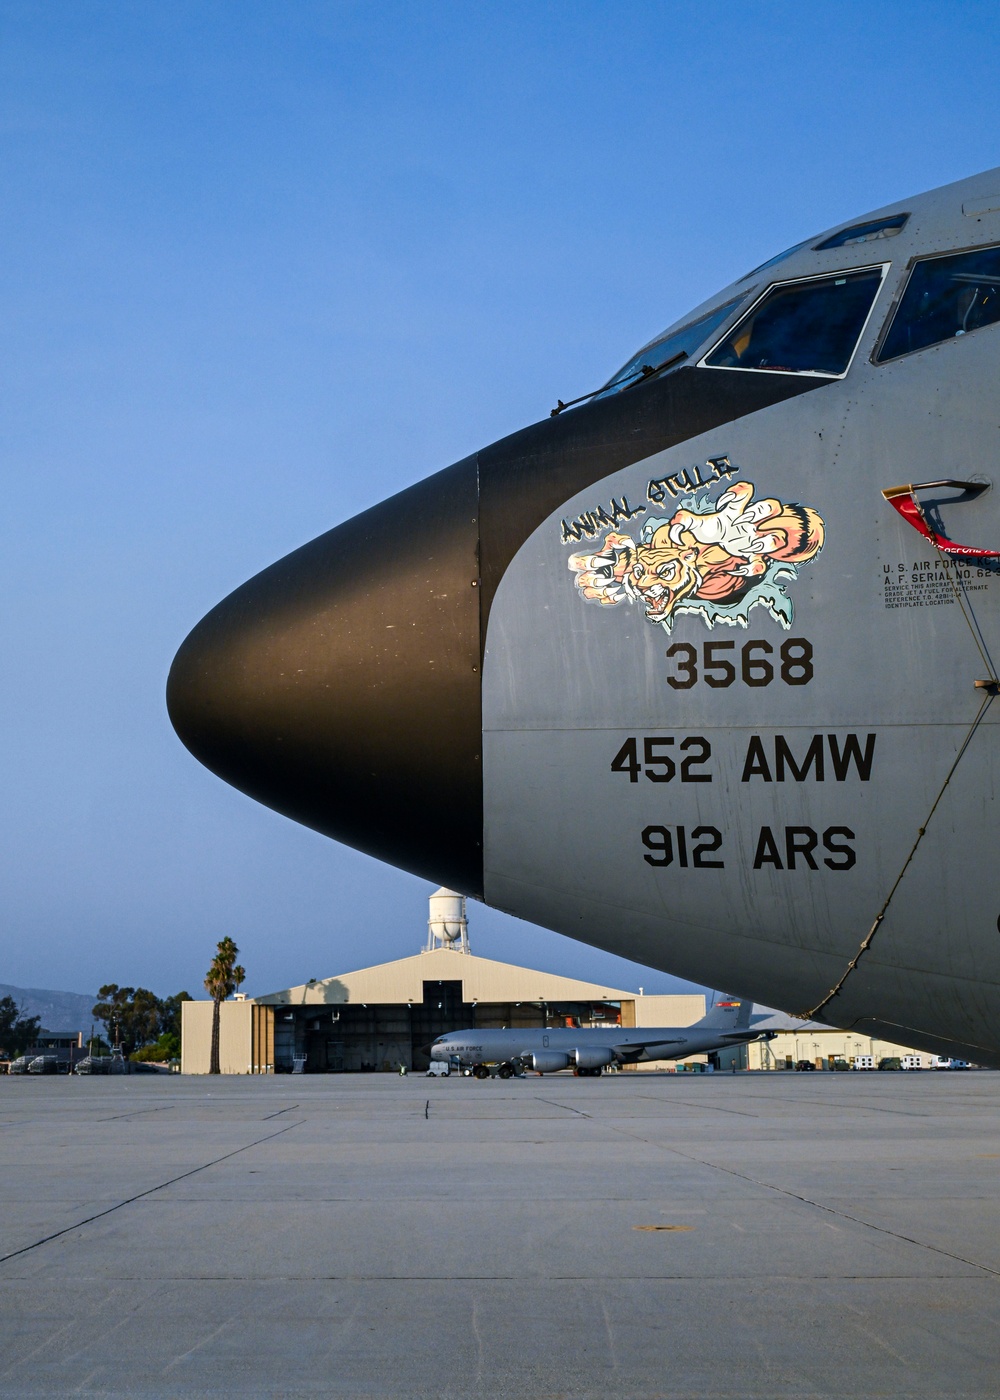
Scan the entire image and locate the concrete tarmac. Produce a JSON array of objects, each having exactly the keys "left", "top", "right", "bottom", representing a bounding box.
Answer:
[{"left": 2, "top": 1071, "right": 1000, "bottom": 1399}]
